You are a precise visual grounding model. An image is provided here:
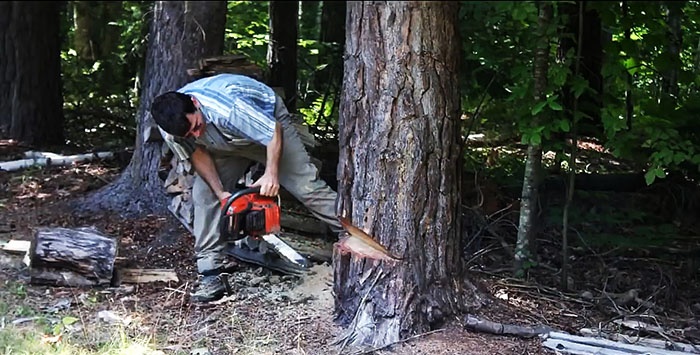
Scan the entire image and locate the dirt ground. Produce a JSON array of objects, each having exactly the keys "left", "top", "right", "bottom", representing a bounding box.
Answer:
[{"left": 1, "top": 139, "right": 699, "bottom": 355}]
